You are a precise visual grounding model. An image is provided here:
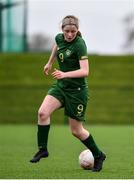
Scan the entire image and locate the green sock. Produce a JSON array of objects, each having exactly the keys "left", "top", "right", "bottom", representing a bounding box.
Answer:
[
  {"left": 37, "top": 124, "right": 50, "bottom": 150},
  {"left": 81, "top": 134, "right": 102, "bottom": 157}
]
